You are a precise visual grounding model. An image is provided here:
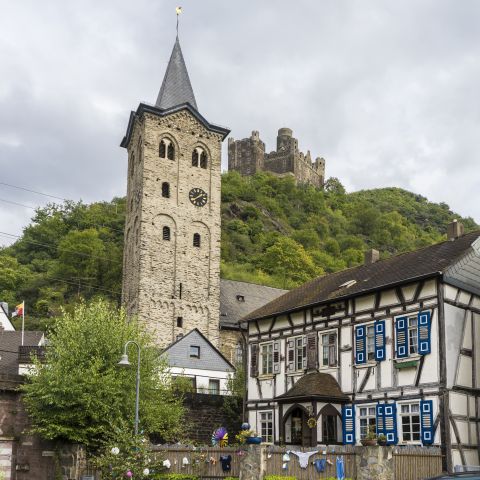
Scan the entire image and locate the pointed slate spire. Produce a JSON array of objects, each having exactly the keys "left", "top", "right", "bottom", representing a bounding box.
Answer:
[{"left": 155, "top": 37, "right": 198, "bottom": 111}]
